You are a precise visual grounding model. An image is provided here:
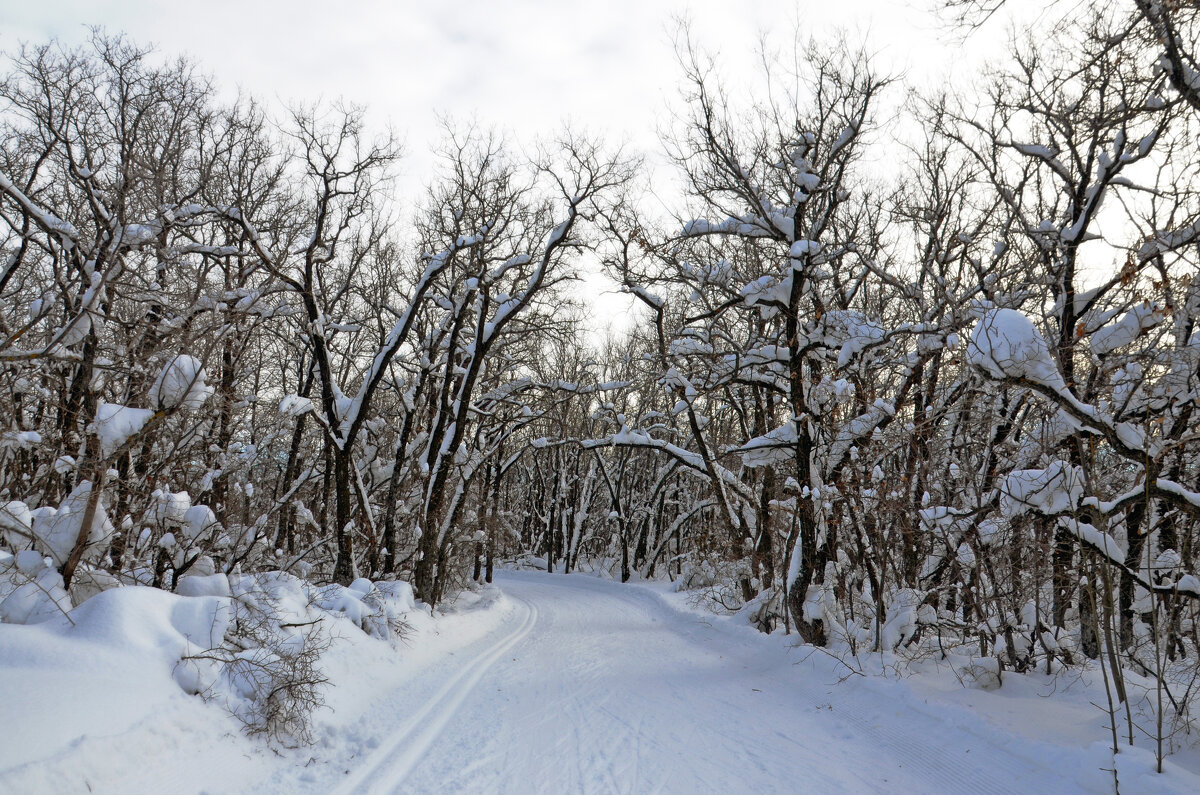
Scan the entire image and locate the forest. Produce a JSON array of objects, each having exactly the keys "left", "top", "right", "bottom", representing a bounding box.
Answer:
[{"left": 3, "top": 0, "right": 1200, "bottom": 776}]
